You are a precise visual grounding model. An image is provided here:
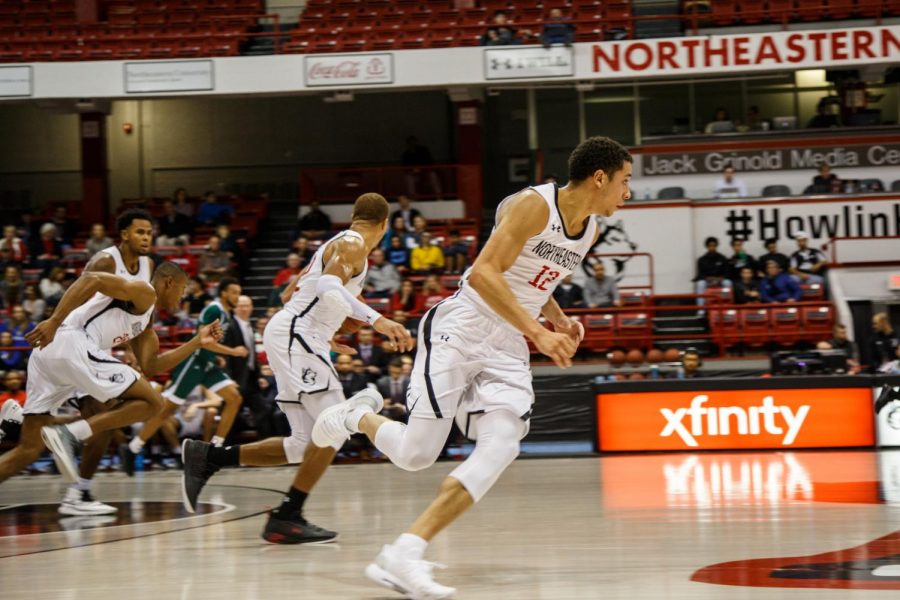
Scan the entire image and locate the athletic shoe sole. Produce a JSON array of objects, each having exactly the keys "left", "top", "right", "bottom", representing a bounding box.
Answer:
[
  {"left": 58, "top": 503, "right": 118, "bottom": 516},
  {"left": 365, "top": 563, "right": 414, "bottom": 597},
  {"left": 262, "top": 531, "right": 339, "bottom": 545},
  {"left": 41, "top": 427, "right": 79, "bottom": 483}
]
